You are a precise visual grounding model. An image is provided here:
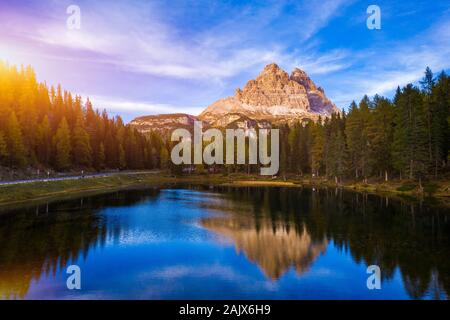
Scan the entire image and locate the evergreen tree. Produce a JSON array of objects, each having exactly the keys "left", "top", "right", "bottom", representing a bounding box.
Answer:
[
  {"left": 420, "top": 67, "right": 436, "bottom": 167},
  {"left": 298, "top": 124, "right": 311, "bottom": 175},
  {"left": 160, "top": 147, "right": 169, "bottom": 169},
  {"left": 393, "top": 85, "right": 428, "bottom": 179},
  {"left": 310, "top": 120, "right": 324, "bottom": 177},
  {"left": 345, "top": 101, "right": 361, "bottom": 178},
  {"left": 118, "top": 144, "right": 126, "bottom": 169},
  {"left": 288, "top": 124, "right": 300, "bottom": 173},
  {"left": 53, "top": 117, "right": 72, "bottom": 170},
  {"left": 5, "top": 112, "right": 27, "bottom": 167},
  {"left": 430, "top": 72, "right": 449, "bottom": 175},
  {"left": 326, "top": 114, "right": 346, "bottom": 182},
  {"left": 367, "top": 96, "right": 395, "bottom": 180},
  {"left": 72, "top": 115, "right": 92, "bottom": 167},
  {"left": 97, "top": 143, "right": 105, "bottom": 170},
  {"left": 36, "top": 115, "right": 52, "bottom": 165},
  {"left": 345, "top": 97, "right": 371, "bottom": 179},
  {"left": 0, "top": 131, "right": 8, "bottom": 162},
  {"left": 279, "top": 124, "right": 289, "bottom": 178}
]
